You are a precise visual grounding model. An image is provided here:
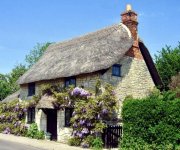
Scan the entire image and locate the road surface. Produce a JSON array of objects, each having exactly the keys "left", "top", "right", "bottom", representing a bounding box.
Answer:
[{"left": 0, "top": 139, "right": 44, "bottom": 150}]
